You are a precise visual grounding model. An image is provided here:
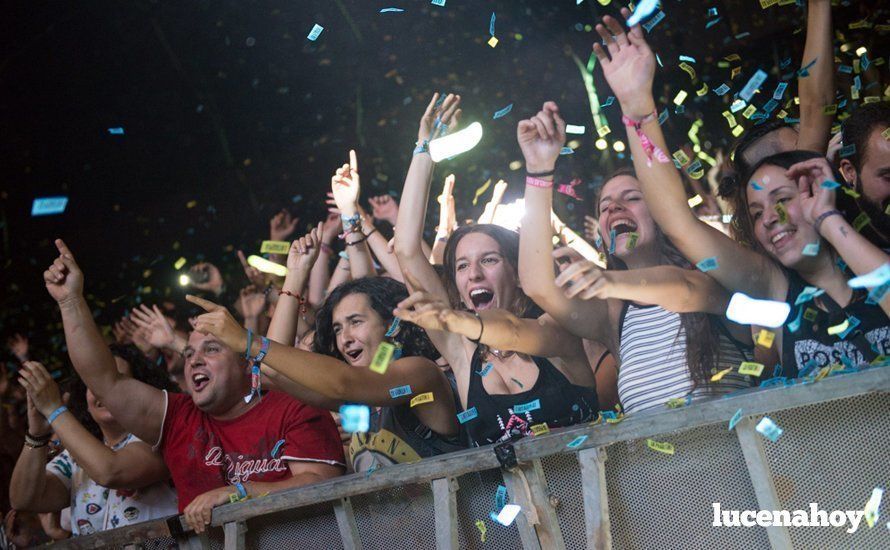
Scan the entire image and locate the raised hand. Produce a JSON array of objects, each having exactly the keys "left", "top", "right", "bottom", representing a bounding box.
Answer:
[
  {"left": 825, "top": 132, "right": 843, "bottom": 164},
  {"left": 6, "top": 333, "right": 29, "bottom": 362},
  {"left": 43, "top": 239, "right": 83, "bottom": 305},
  {"left": 479, "top": 180, "right": 508, "bottom": 224},
  {"left": 593, "top": 9, "right": 657, "bottom": 118},
  {"left": 130, "top": 304, "right": 177, "bottom": 349},
  {"left": 288, "top": 222, "right": 324, "bottom": 272},
  {"left": 185, "top": 295, "right": 248, "bottom": 353},
  {"left": 321, "top": 212, "right": 342, "bottom": 245},
  {"left": 392, "top": 291, "right": 457, "bottom": 333},
  {"left": 269, "top": 210, "right": 299, "bottom": 242},
  {"left": 331, "top": 149, "right": 361, "bottom": 217},
  {"left": 785, "top": 157, "right": 839, "bottom": 227},
  {"left": 18, "top": 361, "right": 64, "bottom": 421},
  {"left": 188, "top": 262, "right": 224, "bottom": 295},
  {"left": 553, "top": 251, "right": 615, "bottom": 300},
  {"left": 418, "top": 93, "right": 462, "bottom": 144},
  {"left": 237, "top": 285, "right": 267, "bottom": 320},
  {"left": 516, "top": 102, "right": 566, "bottom": 173},
  {"left": 369, "top": 195, "right": 399, "bottom": 226},
  {"left": 236, "top": 251, "right": 267, "bottom": 287}
]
